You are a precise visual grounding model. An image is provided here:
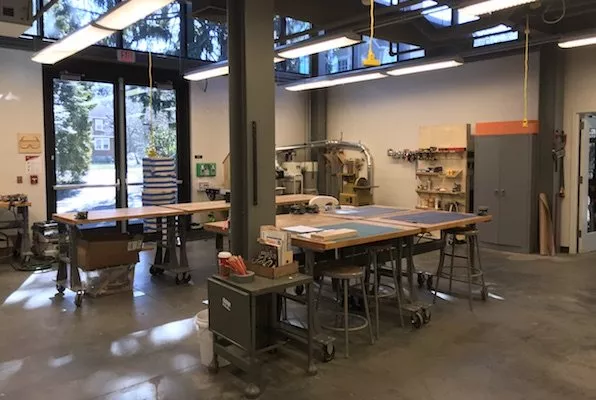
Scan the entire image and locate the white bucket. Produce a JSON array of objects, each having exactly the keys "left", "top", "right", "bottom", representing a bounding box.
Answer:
[{"left": 195, "top": 309, "right": 228, "bottom": 367}]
